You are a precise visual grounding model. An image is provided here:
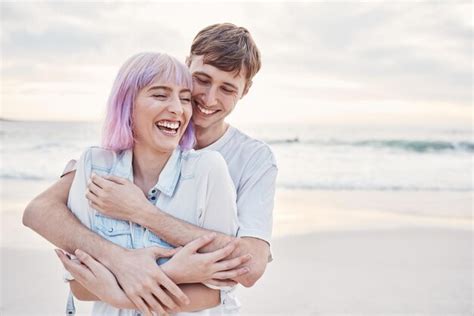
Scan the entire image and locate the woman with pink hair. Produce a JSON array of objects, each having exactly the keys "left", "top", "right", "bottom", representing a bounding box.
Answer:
[{"left": 56, "top": 52, "right": 245, "bottom": 315}]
